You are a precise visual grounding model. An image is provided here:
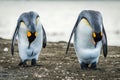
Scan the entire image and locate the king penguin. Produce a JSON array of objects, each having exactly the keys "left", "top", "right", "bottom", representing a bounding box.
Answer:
[
  {"left": 11, "top": 11, "right": 47, "bottom": 66},
  {"left": 66, "top": 10, "right": 108, "bottom": 69}
]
